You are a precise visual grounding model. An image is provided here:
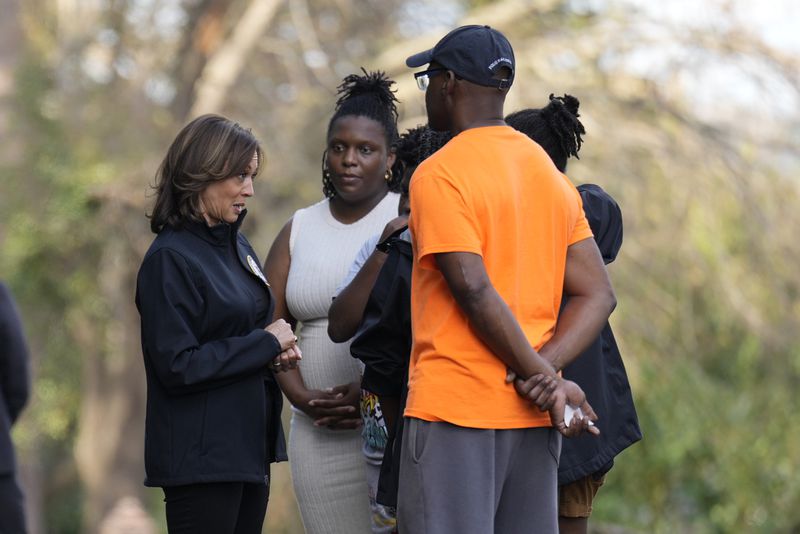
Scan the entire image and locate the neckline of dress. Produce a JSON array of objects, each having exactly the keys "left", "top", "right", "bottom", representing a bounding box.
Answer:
[{"left": 321, "top": 192, "right": 398, "bottom": 228}]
